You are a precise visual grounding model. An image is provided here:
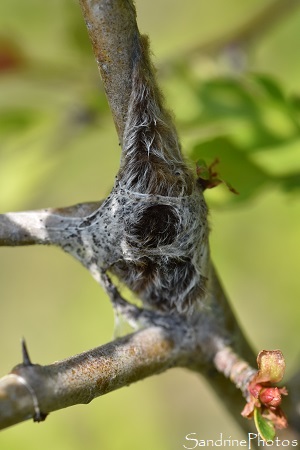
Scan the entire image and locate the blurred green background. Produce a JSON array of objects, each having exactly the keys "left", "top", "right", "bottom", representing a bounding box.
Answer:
[{"left": 0, "top": 0, "right": 300, "bottom": 449}]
